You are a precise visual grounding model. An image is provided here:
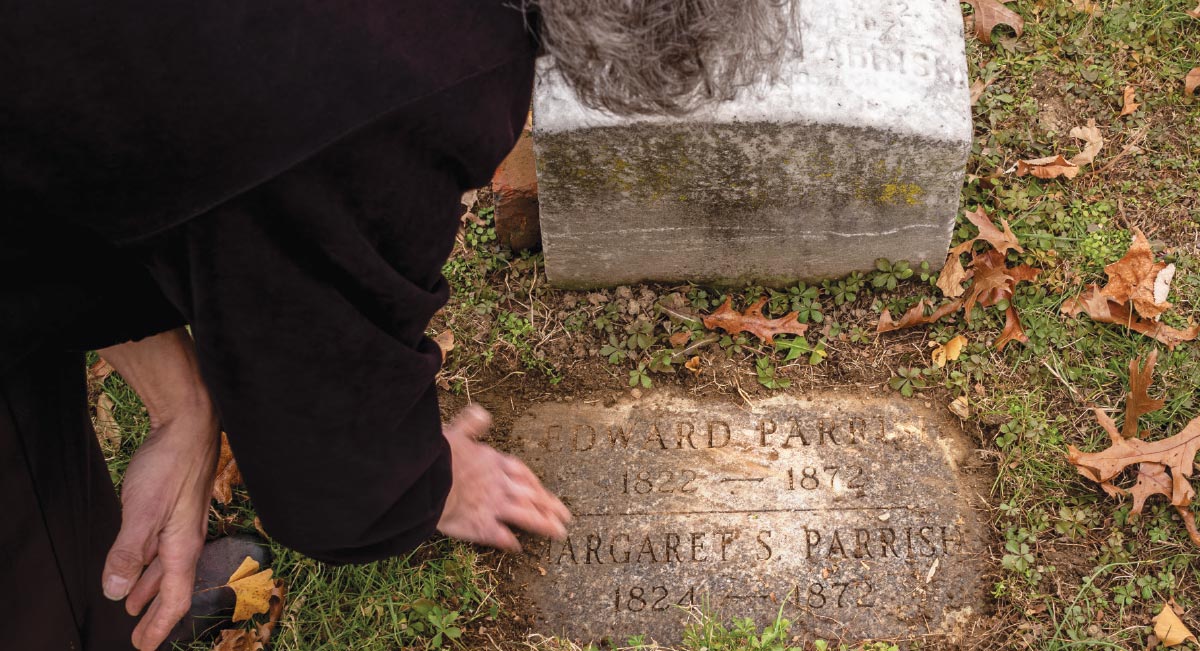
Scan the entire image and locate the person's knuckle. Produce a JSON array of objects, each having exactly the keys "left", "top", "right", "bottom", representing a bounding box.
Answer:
[{"left": 107, "top": 546, "right": 144, "bottom": 572}]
